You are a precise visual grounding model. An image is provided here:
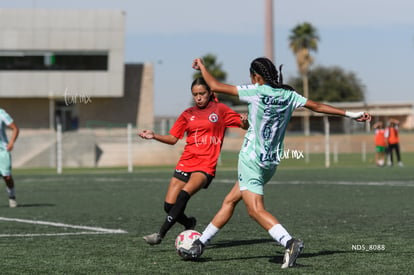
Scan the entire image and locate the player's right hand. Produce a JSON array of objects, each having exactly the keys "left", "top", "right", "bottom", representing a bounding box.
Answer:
[
  {"left": 192, "top": 58, "right": 203, "bottom": 70},
  {"left": 138, "top": 129, "right": 154, "bottom": 139}
]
